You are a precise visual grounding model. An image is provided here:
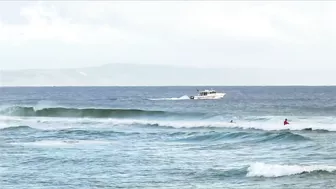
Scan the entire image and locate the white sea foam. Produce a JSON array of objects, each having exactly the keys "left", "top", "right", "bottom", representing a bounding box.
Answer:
[
  {"left": 33, "top": 100, "right": 60, "bottom": 111},
  {"left": 103, "top": 117, "right": 336, "bottom": 131},
  {"left": 247, "top": 162, "right": 336, "bottom": 177},
  {"left": 149, "top": 95, "right": 190, "bottom": 101},
  {"left": 1, "top": 115, "right": 336, "bottom": 131}
]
